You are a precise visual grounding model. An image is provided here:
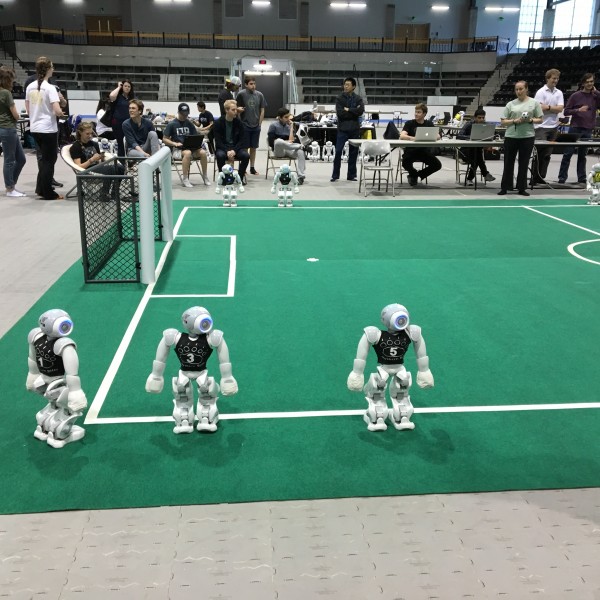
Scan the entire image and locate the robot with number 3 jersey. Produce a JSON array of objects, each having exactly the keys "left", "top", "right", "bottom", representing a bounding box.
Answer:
[
  {"left": 347, "top": 304, "right": 434, "bottom": 432},
  {"left": 586, "top": 162, "right": 600, "bottom": 205},
  {"left": 26, "top": 309, "right": 88, "bottom": 448},
  {"left": 271, "top": 164, "right": 299, "bottom": 207},
  {"left": 145, "top": 306, "right": 238, "bottom": 433},
  {"left": 215, "top": 164, "right": 244, "bottom": 207}
]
